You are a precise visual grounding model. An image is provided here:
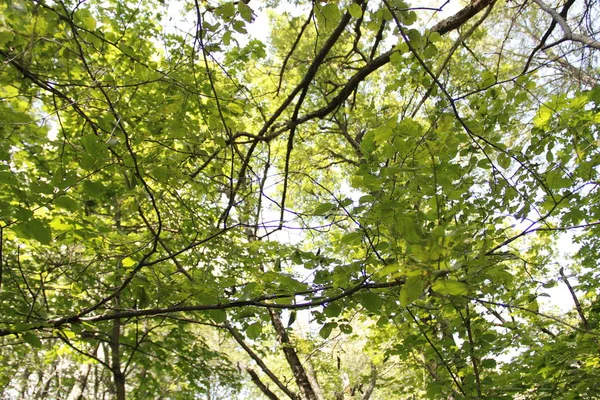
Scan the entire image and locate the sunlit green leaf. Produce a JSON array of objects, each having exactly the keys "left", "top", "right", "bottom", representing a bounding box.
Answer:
[
  {"left": 245, "top": 322, "right": 262, "bottom": 340},
  {"left": 431, "top": 280, "right": 469, "bottom": 296},
  {"left": 400, "top": 275, "right": 425, "bottom": 306},
  {"left": 22, "top": 332, "right": 42, "bottom": 348}
]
